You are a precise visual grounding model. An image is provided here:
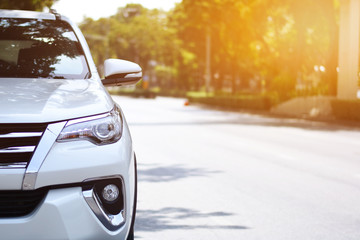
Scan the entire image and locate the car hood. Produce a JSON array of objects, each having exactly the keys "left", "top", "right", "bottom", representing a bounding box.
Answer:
[{"left": 0, "top": 78, "right": 114, "bottom": 123}]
